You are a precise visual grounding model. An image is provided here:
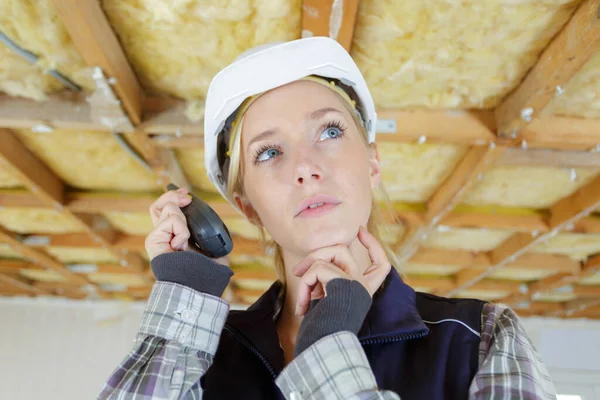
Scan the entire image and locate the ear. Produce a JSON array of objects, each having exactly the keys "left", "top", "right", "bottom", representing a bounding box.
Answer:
[
  {"left": 233, "top": 192, "right": 262, "bottom": 226},
  {"left": 367, "top": 143, "right": 382, "bottom": 188}
]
